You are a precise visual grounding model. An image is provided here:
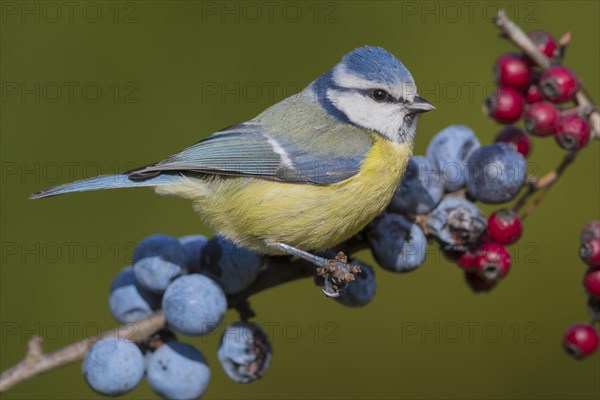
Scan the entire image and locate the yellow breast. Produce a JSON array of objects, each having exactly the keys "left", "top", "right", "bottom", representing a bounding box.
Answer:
[{"left": 157, "top": 133, "right": 412, "bottom": 254}]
